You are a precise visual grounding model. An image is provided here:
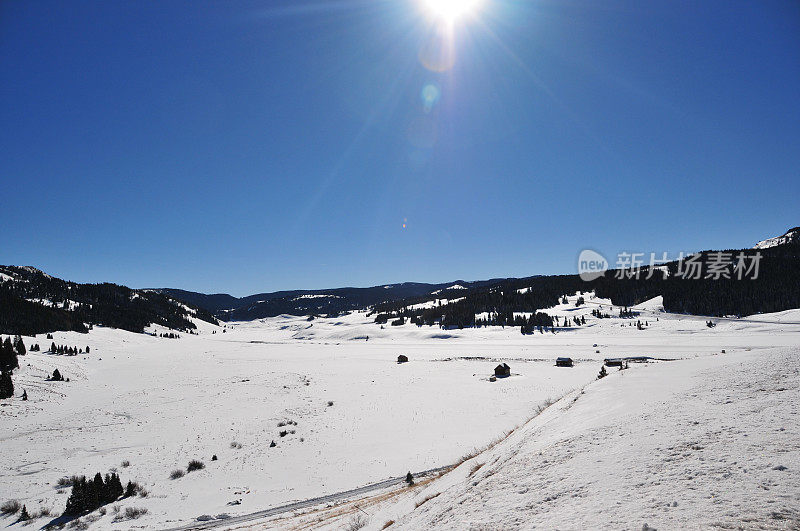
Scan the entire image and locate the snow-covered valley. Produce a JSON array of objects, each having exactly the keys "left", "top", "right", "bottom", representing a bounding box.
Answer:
[{"left": 2, "top": 295, "right": 799, "bottom": 529}]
